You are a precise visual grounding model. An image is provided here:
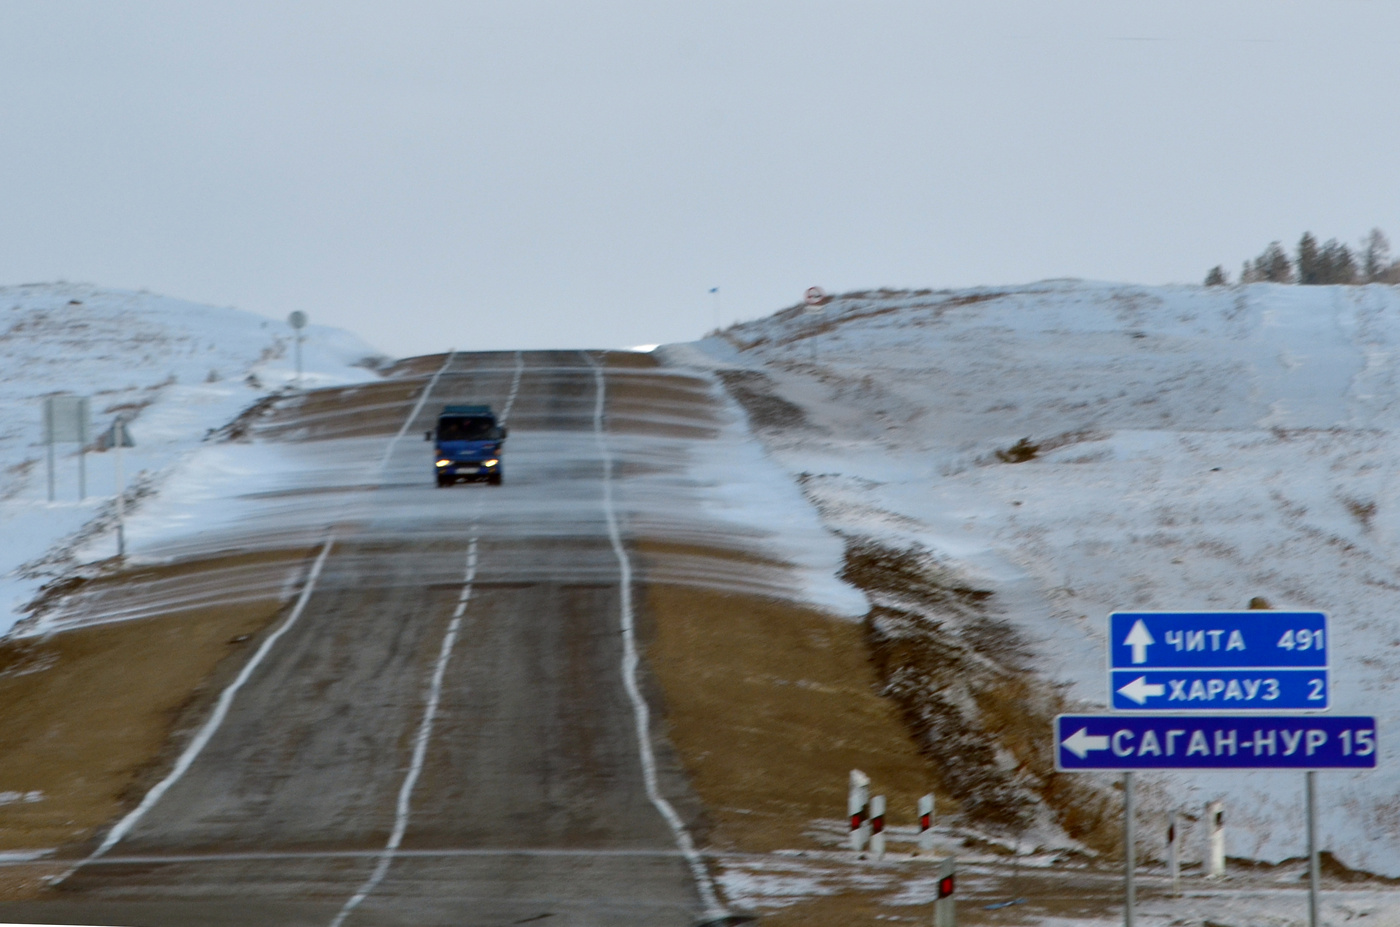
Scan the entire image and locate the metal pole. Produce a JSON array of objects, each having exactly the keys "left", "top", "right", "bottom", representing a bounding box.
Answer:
[
  {"left": 1307, "top": 770, "right": 1319, "bottom": 927},
  {"left": 77, "top": 397, "right": 89, "bottom": 501},
  {"left": 114, "top": 432, "right": 125, "bottom": 559},
  {"left": 295, "top": 332, "right": 304, "bottom": 388},
  {"left": 44, "top": 397, "right": 54, "bottom": 503},
  {"left": 1125, "top": 772, "right": 1136, "bottom": 927}
]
